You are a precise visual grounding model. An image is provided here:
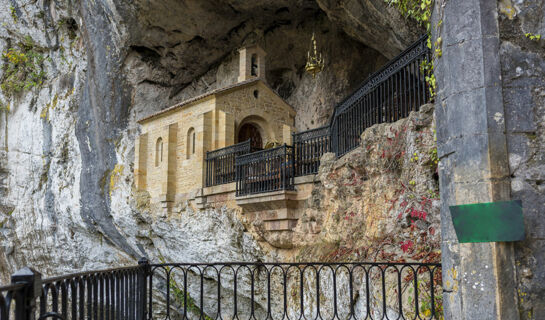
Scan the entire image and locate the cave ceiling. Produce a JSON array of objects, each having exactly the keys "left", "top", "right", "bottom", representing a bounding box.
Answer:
[{"left": 125, "top": 0, "right": 422, "bottom": 103}]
